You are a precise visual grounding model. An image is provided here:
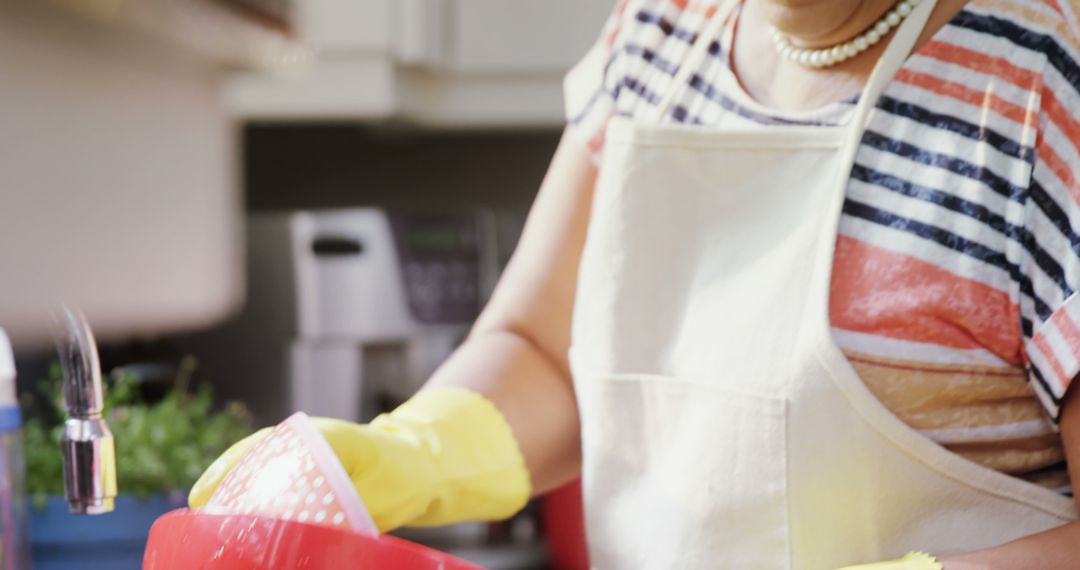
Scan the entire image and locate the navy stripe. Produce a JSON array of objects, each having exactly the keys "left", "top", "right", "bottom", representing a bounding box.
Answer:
[
  {"left": 707, "top": 38, "right": 723, "bottom": 58},
  {"left": 621, "top": 41, "right": 828, "bottom": 126},
  {"left": 611, "top": 75, "right": 662, "bottom": 106},
  {"left": 573, "top": 40, "right": 686, "bottom": 125},
  {"left": 855, "top": 132, "right": 1080, "bottom": 345},
  {"left": 952, "top": 10, "right": 1080, "bottom": 92},
  {"left": 842, "top": 199, "right": 1054, "bottom": 320},
  {"left": 610, "top": 40, "right": 836, "bottom": 126},
  {"left": 687, "top": 73, "right": 833, "bottom": 126},
  {"left": 860, "top": 130, "right": 1027, "bottom": 203},
  {"left": 671, "top": 105, "right": 705, "bottom": 125},
  {"left": 597, "top": 20, "right": 851, "bottom": 128},
  {"left": 635, "top": 10, "right": 698, "bottom": 44},
  {"left": 1030, "top": 179, "right": 1080, "bottom": 257},
  {"left": 623, "top": 43, "right": 681, "bottom": 76},
  {"left": 1029, "top": 365, "right": 1063, "bottom": 409},
  {"left": 850, "top": 164, "right": 1073, "bottom": 298},
  {"left": 573, "top": 36, "right": 671, "bottom": 125},
  {"left": 570, "top": 51, "right": 623, "bottom": 125},
  {"left": 572, "top": 89, "right": 606, "bottom": 125},
  {"left": 875, "top": 96, "right": 1035, "bottom": 163}
]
